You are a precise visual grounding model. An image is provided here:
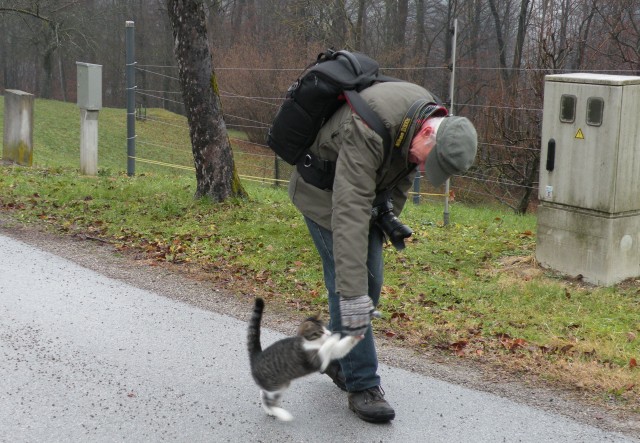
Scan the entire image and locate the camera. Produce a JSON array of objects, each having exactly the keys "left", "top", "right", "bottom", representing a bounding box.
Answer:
[{"left": 371, "top": 200, "right": 413, "bottom": 250}]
